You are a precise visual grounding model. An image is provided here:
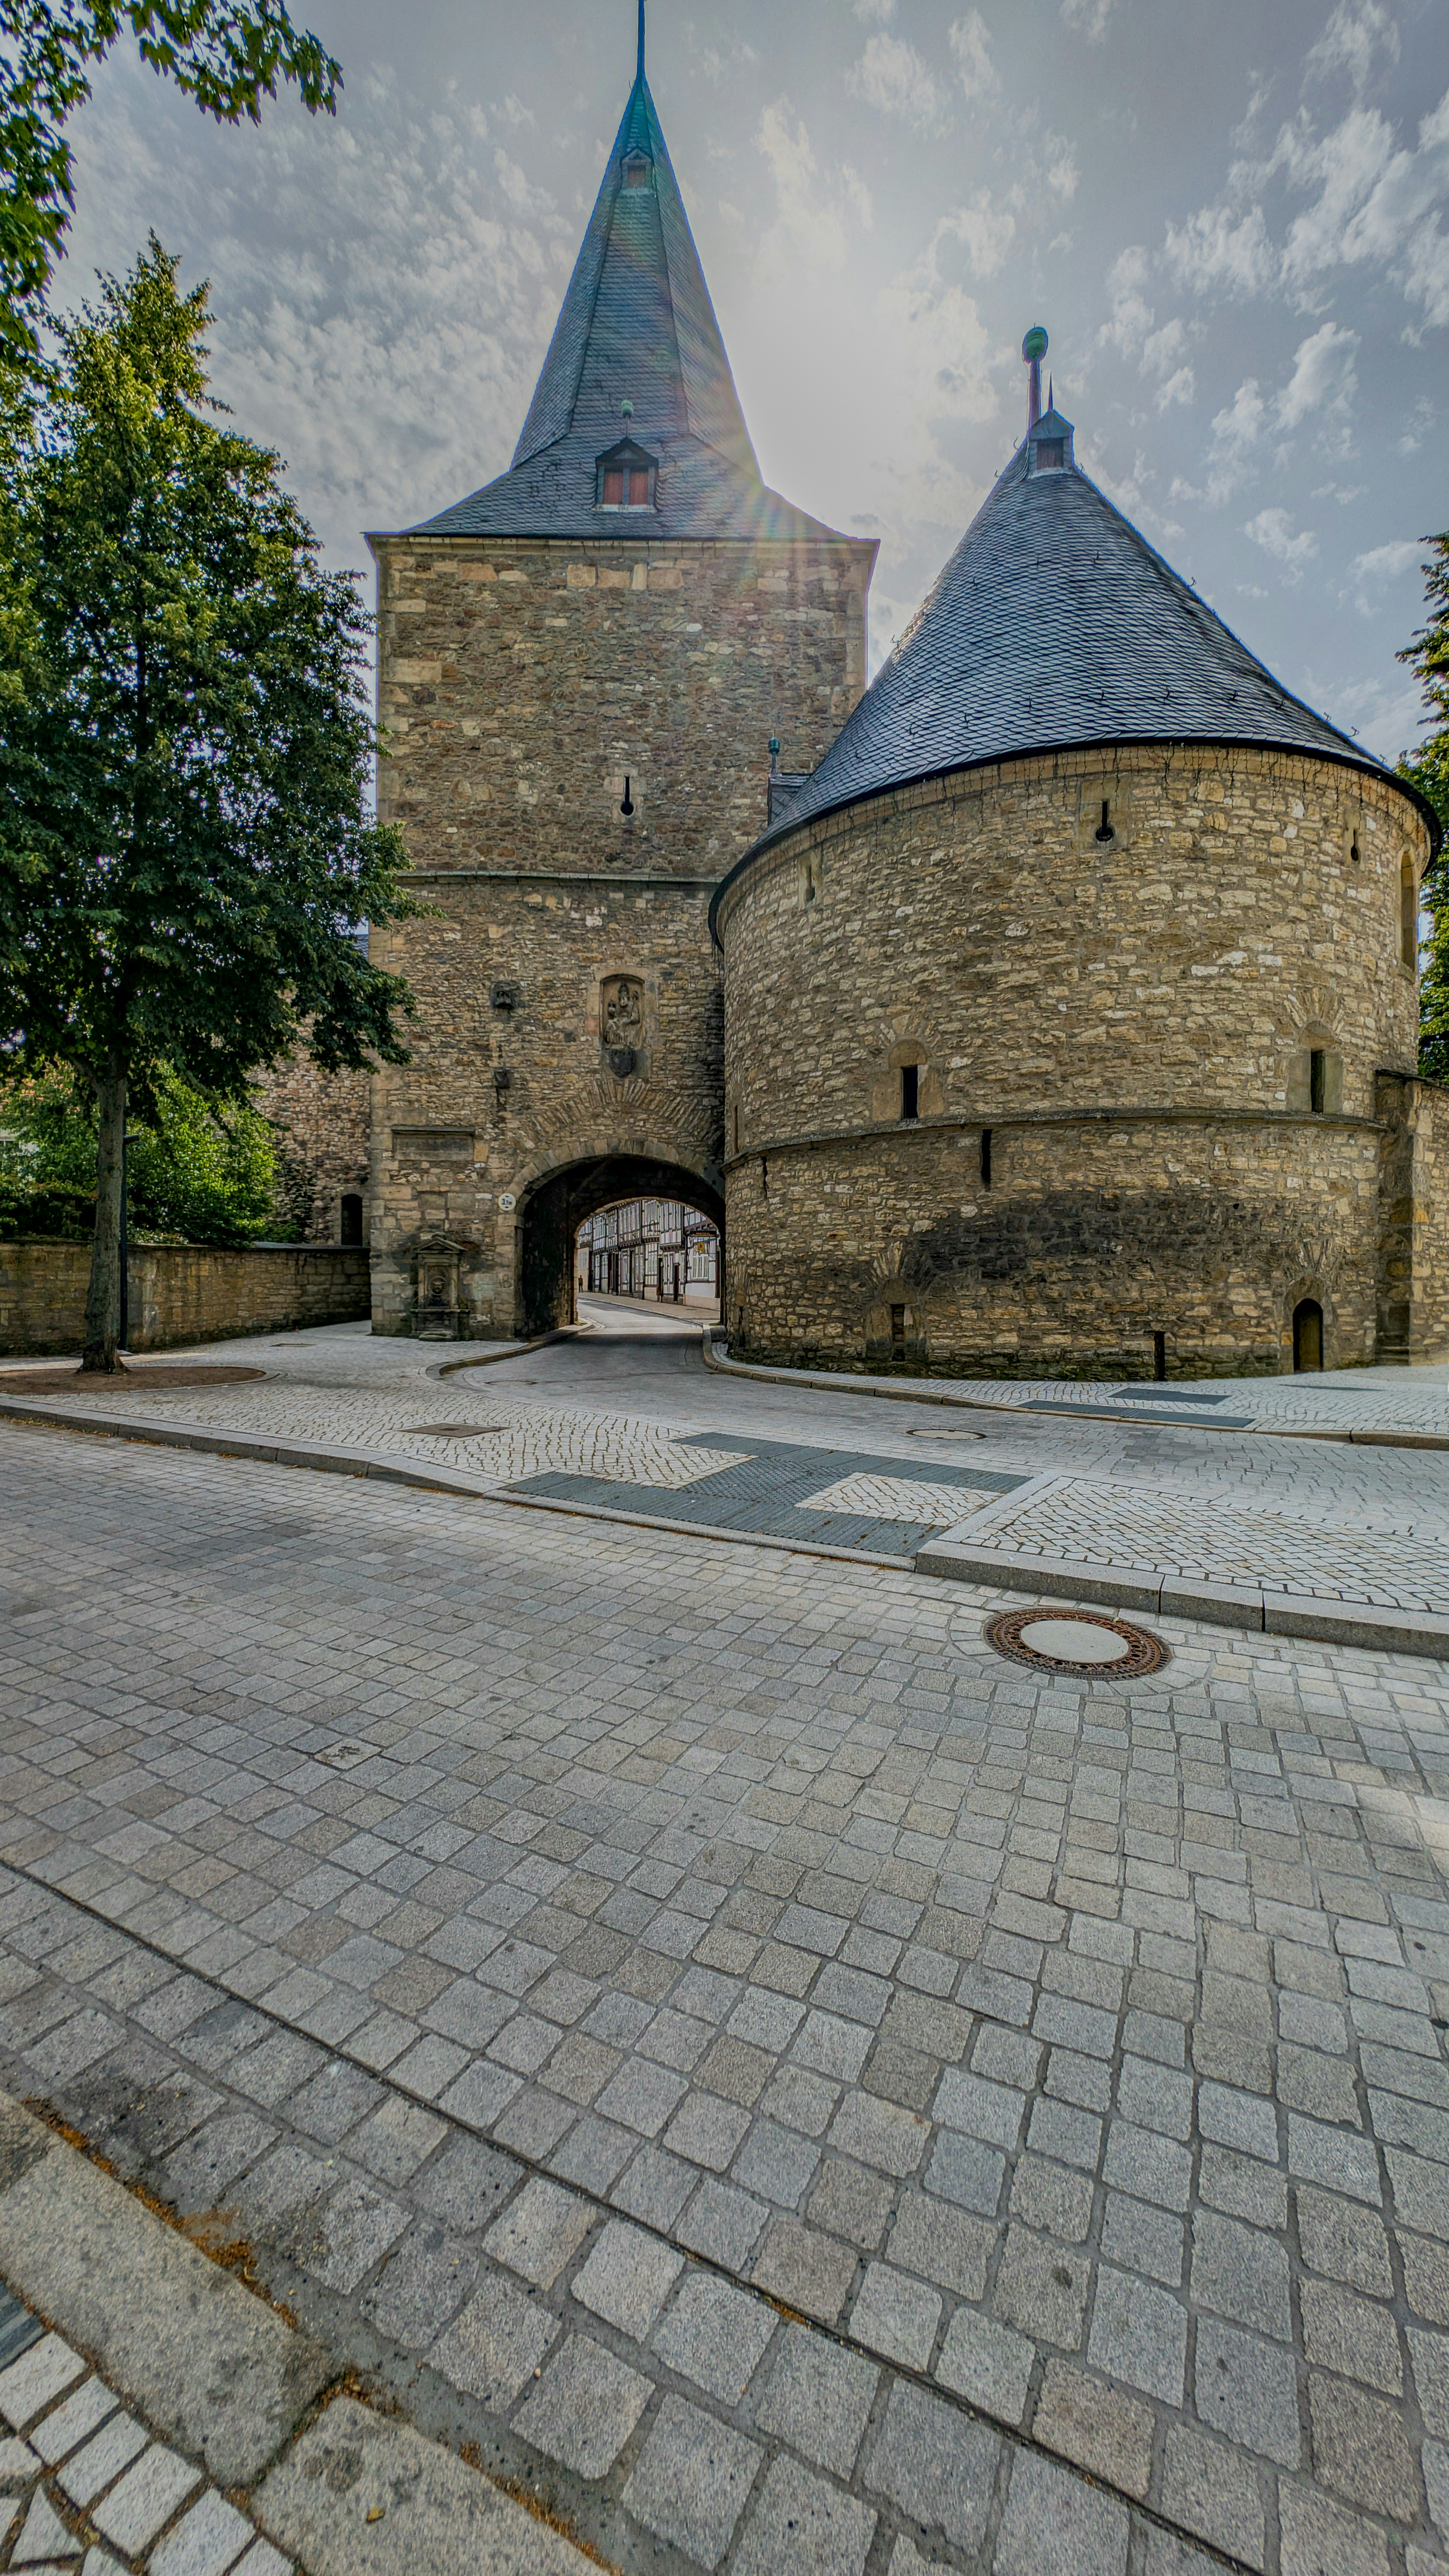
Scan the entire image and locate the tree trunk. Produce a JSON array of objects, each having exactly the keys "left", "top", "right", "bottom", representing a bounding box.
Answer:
[{"left": 82, "top": 1068, "right": 127, "bottom": 1372}]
